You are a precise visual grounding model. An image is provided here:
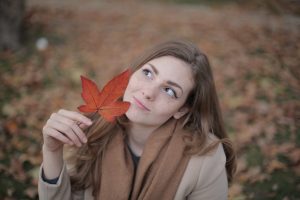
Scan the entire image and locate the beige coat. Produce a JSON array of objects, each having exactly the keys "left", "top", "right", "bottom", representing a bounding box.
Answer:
[{"left": 38, "top": 143, "right": 228, "bottom": 200}]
